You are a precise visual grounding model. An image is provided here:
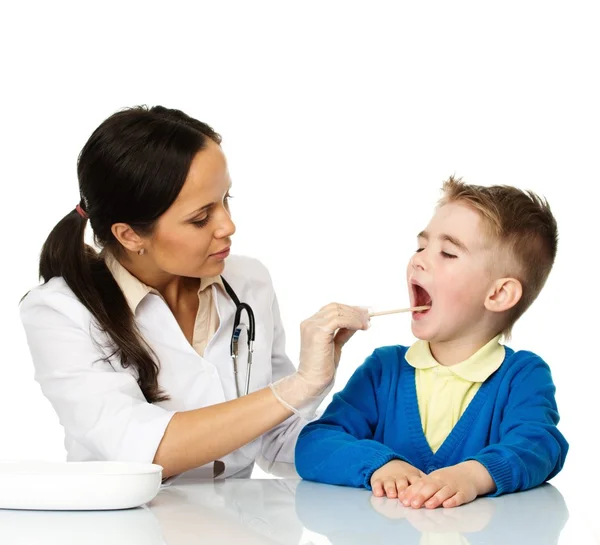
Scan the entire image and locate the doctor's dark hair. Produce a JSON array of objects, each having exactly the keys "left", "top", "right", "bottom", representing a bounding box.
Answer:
[{"left": 37, "top": 105, "right": 221, "bottom": 403}]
